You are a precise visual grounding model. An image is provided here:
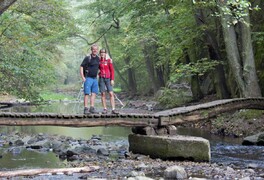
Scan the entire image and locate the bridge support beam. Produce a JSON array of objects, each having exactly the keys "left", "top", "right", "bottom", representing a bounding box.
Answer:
[{"left": 128, "top": 134, "right": 211, "bottom": 162}]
